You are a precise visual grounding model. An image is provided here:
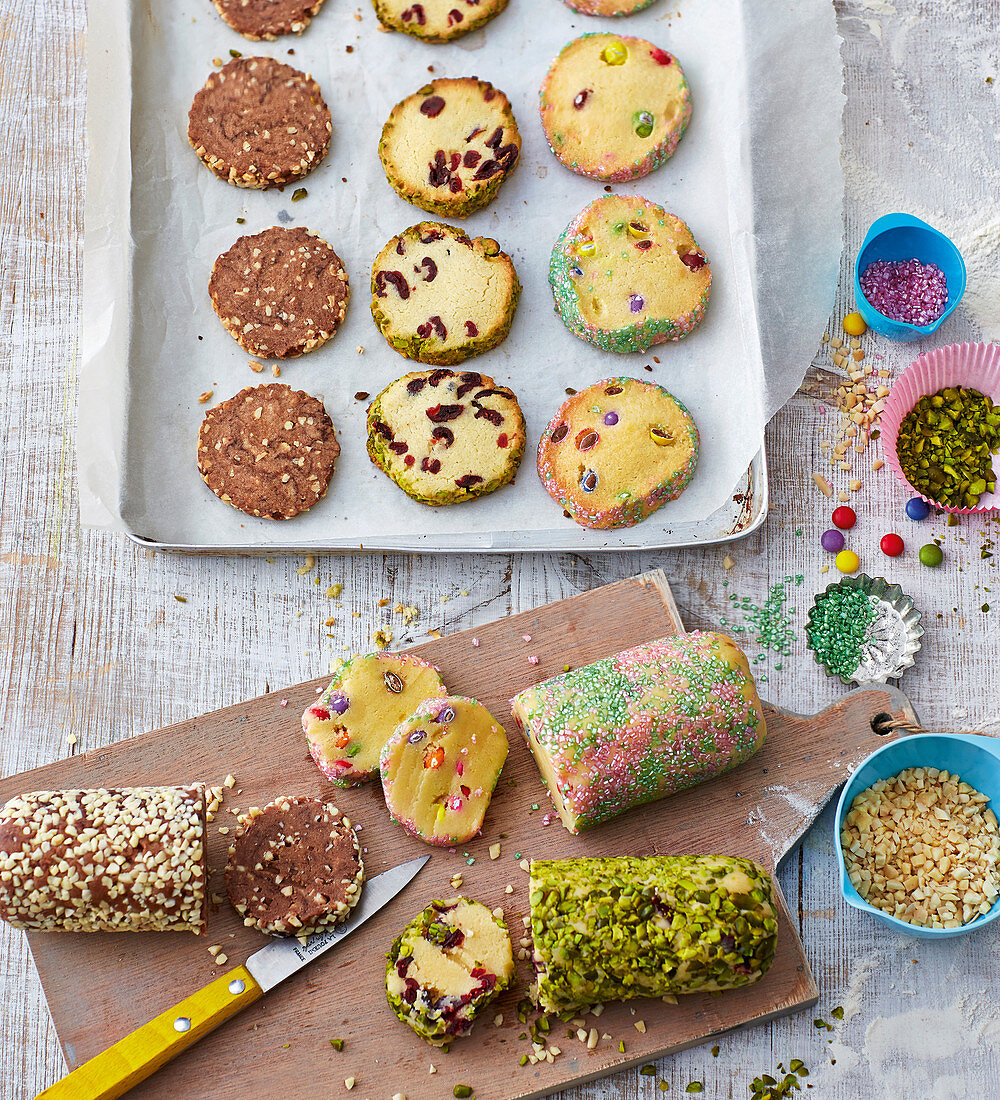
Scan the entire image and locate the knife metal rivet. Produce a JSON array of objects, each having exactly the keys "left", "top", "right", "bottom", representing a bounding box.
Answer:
[
  {"left": 173, "top": 1017, "right": 192, "bottom": 1033},
  {"left": 229, "top": 979, "right": 246, "bottom": 995}
]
